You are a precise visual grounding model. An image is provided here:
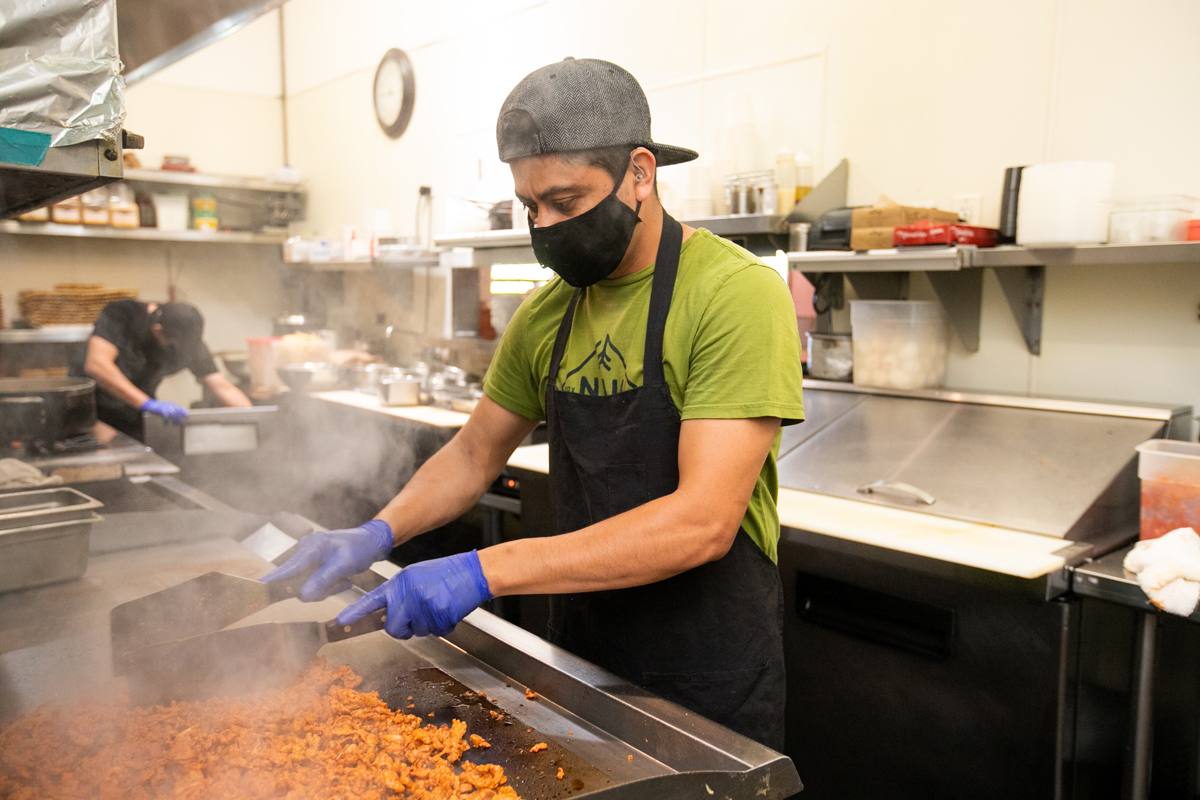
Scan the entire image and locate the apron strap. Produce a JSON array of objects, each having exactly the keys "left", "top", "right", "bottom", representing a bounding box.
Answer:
[
  {"left": 547, "top": 286, "right": 583, "bottom": 388},
  {"left": 642, "top": 212, "right": 683, "bottom": 387}
]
